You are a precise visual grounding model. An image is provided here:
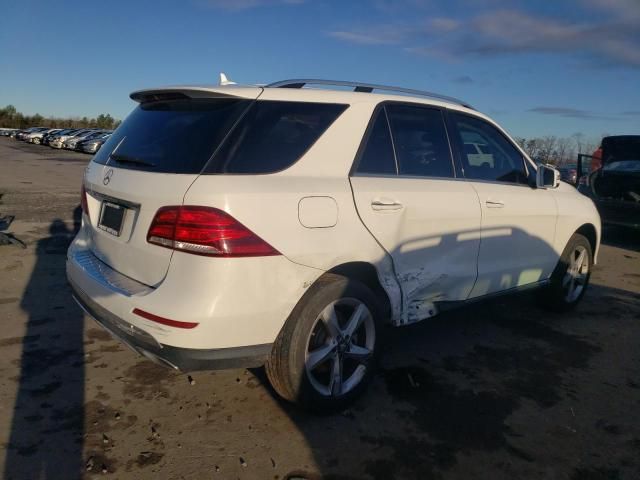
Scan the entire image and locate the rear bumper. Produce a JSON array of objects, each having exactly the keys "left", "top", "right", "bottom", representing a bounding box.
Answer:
[
  {"left": 66, "top": 221, "right": 320, "bottom": 368},
  {"left": 70, "top": 277, "right": 271, "bottom": 371}
]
